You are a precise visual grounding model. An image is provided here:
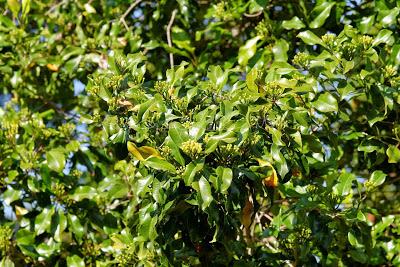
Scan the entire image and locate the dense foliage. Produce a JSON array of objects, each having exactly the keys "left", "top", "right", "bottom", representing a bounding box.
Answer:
[{"left": 1, "top": 0, "right": 400, "bottom": 266}]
